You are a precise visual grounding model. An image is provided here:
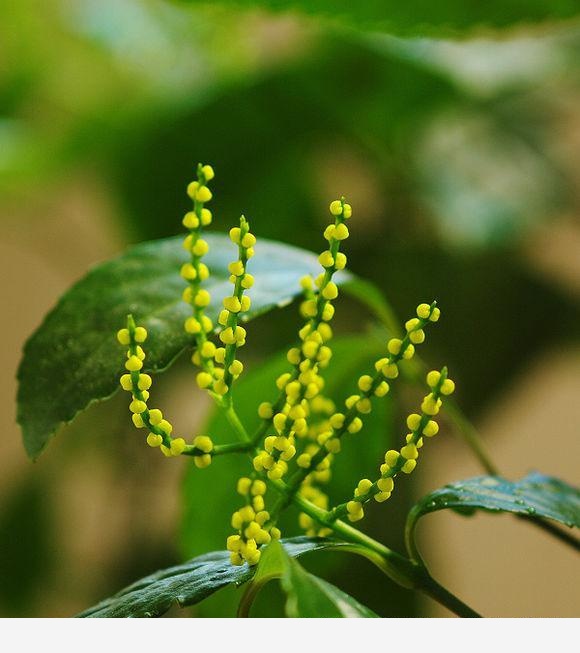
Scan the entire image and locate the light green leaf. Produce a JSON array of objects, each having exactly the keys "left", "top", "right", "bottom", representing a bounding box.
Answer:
[
  {"left": 17, "top": 234, "right": 349, "bottom": 459},
  {"left": 77, "top": 537, "right": 349, "bottom": 618},
  {"left": 281, "top": 551, "right": 378, "bottom": 618},
  {"left": 181, "top": 1, "right": 580, "bottom": 35},
  {"left": 406, "top": 472, "right": 580, "bottom": 557}
]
